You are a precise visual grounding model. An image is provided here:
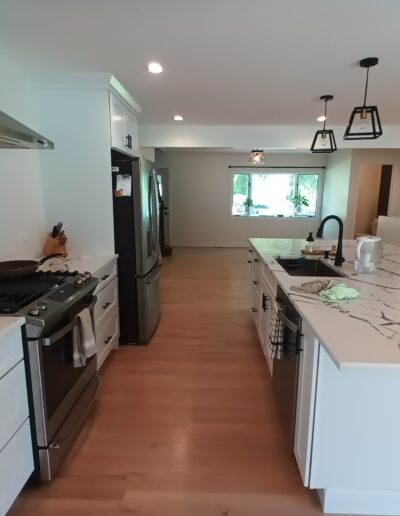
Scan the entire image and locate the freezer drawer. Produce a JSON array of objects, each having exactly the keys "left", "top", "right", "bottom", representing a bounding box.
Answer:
[{"left": 137, "top": 264, "right": 161, "bottom": 342}]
